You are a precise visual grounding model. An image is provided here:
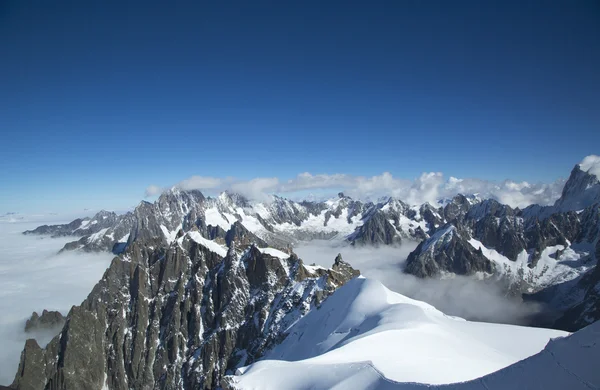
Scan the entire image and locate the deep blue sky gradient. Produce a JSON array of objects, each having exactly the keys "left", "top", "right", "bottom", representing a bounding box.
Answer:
[{"left": 1, "top": 1, "right": 599, "bottom": 212}]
